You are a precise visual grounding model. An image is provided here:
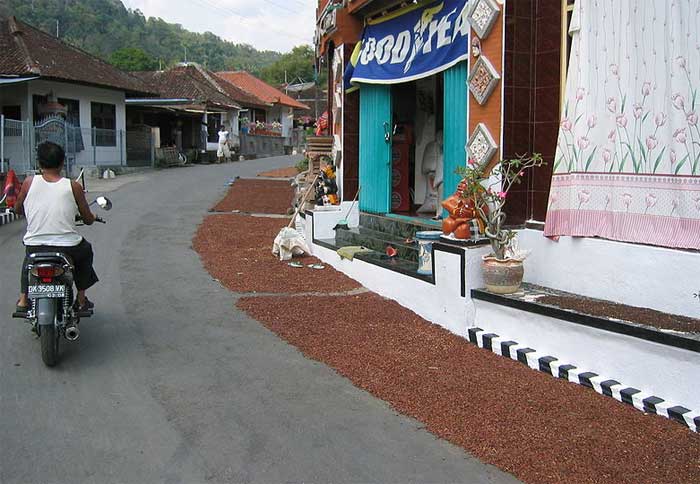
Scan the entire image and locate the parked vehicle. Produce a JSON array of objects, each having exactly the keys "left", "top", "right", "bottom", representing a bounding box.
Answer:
[{"left": 12, "top": 197, "right": 112, "bottom": 367}]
